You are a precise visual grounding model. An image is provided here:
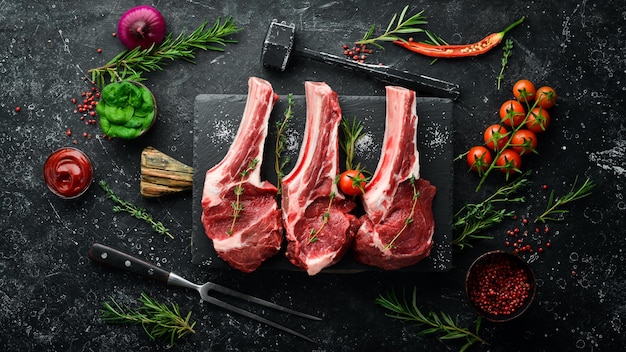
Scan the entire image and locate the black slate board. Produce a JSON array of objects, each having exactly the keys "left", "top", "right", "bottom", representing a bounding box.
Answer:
[{"left": 192, "top": 94, "right": 453, "bottom": 272}]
